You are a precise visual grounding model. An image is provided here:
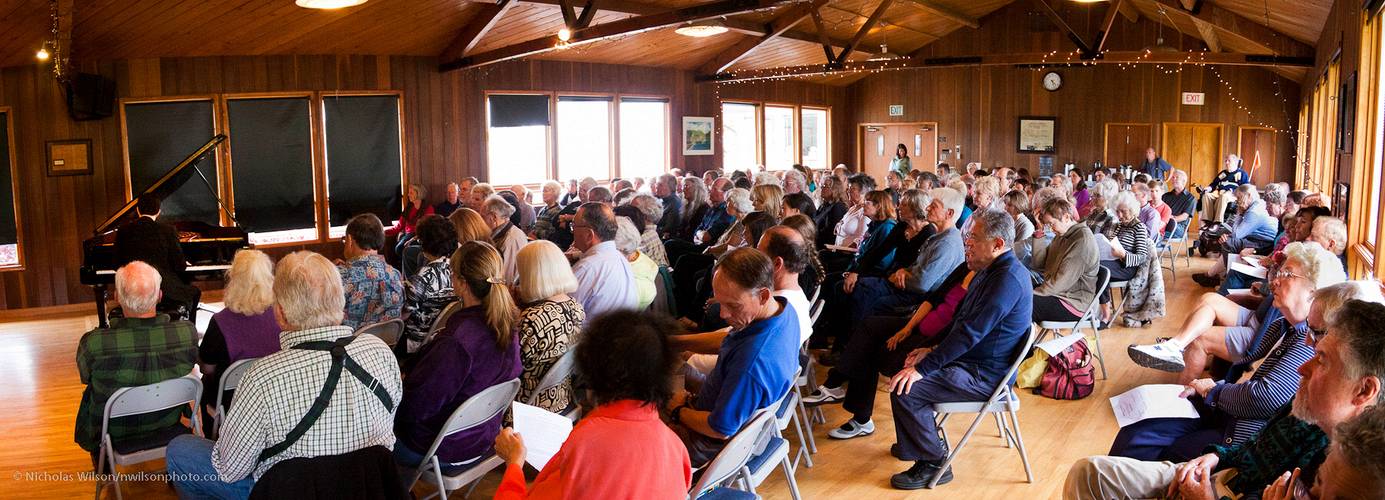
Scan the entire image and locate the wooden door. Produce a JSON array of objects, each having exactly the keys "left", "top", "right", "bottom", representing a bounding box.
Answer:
[
  {"left": 1105, "top": 123, "right": 1153, "bottom": 167},
  {"left": 859, "top": 123, "right": 938, "bottom": 180},
  {"left": 1238, "top": 127, "right": 1276, "bottom": 186},
  {"left": 1162, "top": 123, "right": 1223, "bottom": 187},
  {"left": 861, "top": 125, "right": 891, "bottom": 179}
]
